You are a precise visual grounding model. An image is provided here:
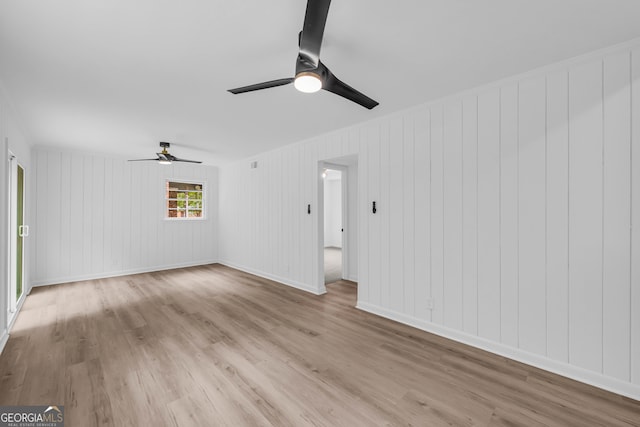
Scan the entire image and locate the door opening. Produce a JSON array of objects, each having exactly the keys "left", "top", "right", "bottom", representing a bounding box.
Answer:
[
  {"left": 8, "top": 152, "right": 27, "bottom": 319},
  {"left": 323, "top": 167, "right": 343, "bottom": 284},
  {"left": 318, "top": 155, "right": 358, "bottom": 298}
]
